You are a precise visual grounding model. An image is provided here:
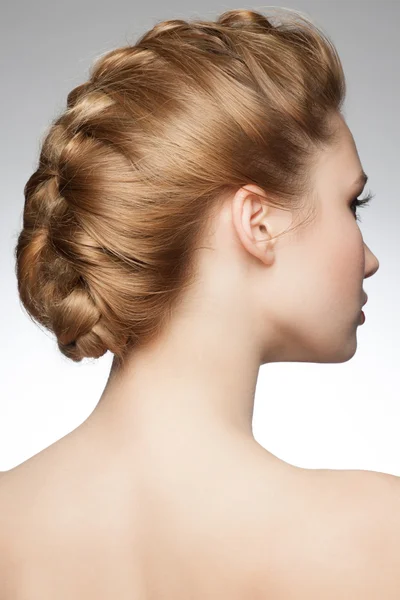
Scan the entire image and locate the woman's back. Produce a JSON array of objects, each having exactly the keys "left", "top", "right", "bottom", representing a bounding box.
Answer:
[
  {"left": 0, "top": 419, "right": 286, "bottom": 599},
  {"left": 1, "top": 417, "right": 399, "bottom": 600}
]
